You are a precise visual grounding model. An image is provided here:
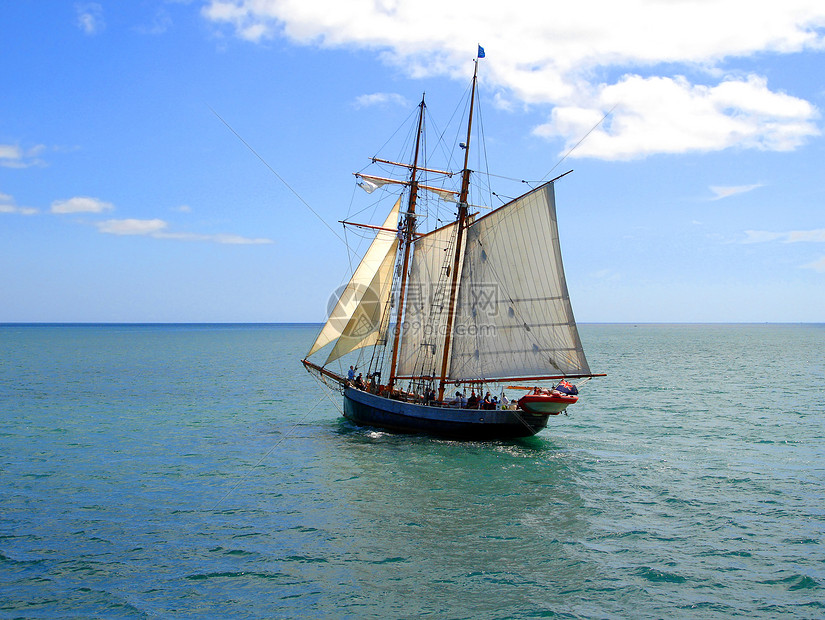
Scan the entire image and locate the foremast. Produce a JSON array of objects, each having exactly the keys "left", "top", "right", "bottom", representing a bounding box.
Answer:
[{"left": 387, "top": 95, "right": 426, "bottom": 389}]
